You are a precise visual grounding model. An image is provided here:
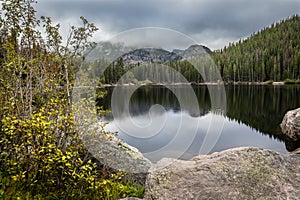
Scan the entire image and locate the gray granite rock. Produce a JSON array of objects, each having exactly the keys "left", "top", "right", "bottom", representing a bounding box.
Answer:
[
  {"left": 281, "top": 107, "right": 300, "bottom": 141},
  {"left": 84, "top": 133, "right": 152, "bottom": 174},
  {"left": 144, "top": 147, "right": 300, "bottom": 200}
]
